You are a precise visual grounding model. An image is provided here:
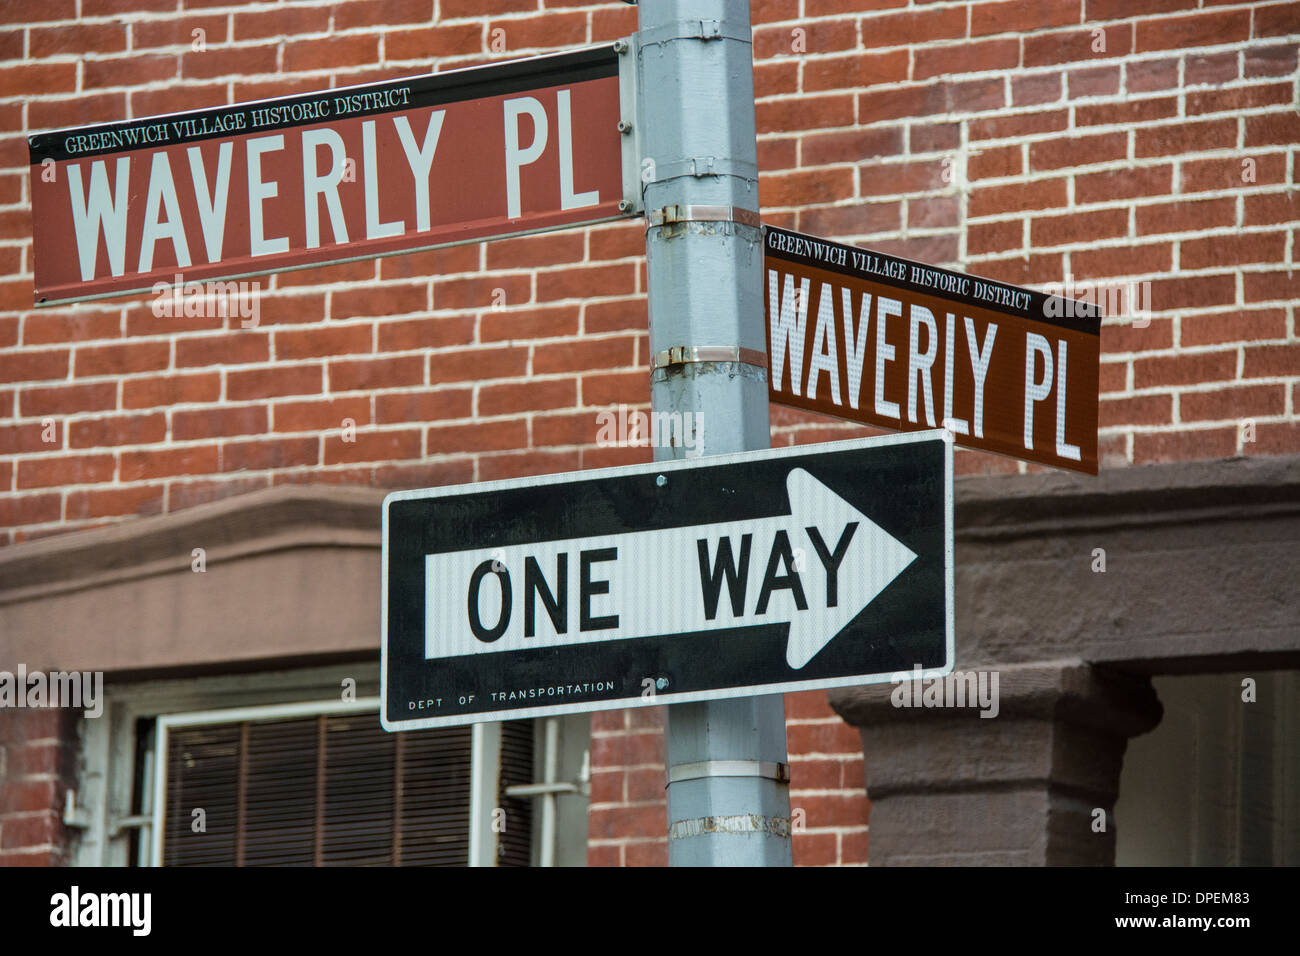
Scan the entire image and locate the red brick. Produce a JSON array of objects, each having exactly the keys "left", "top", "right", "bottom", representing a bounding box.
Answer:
[
  {"left": 20, "top": 382, "right": 117, "bottom": 417},
  {"left": 1182, "top": 233, "right": 1286, "bottom": 271},
  {"left": 968, "top": 144, "right": 1023, "bottom": 180},
  {"left": 860, "top": 6, "right": 968, "bottom": 47},
  {"left": 1244, "top": 111, "right": 1300, "bottom": 147},
  {"left": 1100, "top": 318, "right": 1172, "bottom": 353},
  {"left": 1134, "top": 427, "right": 1236, "bottom": 464},
  {"left": 0, "top": 493, "right": 62, "bottom": 527},
  {"left": 1134, "top": 350, "right": 1236, "bottom": 389},
  {"left": 1182, "top": 385, "right": 1284, "bottom": 422},
  {"left": 1075, "top": 165, "right": 1172, "bottom": 205},
  {"left": 914, "top": 38, "right": 1019, "bottom": 80},
  {"left": 372, "top": 388, "right": 471, "bottom": 425},
  {"left": 233, "top": 5, "right": 326, "bottom": 40},
  {"left": 0, "top": 349, "right": 68, "bottom": 384},
  {"left": 859, "top": 160, "right": 946, "bottom": 197},
  {"left": 1255, "top": 1, "right": 1300, "bottom": 37},
  {"left": 0, "top": 0, "right": 73, "bottom": 22},
  {"left": 426, "top": 420, "right": 526, "bottom": 454},
  {"left": 329, "top": 356, "right": 423, "bottom": 392},
  {"left": 133, "top": 15, "right": 228, "bottom": 48},
  {"left": 586, "top": 844, "right": 620, "bottom": 867},
  {"left": 1243, "top": 343, "right": 1300, "bottom": 379},
  {"left": 796, "top": 793, "right": 872, "bottom": 827},
  {"left": 1029, "top": 132, "right": 1127, "bottom": 171},
  {"left": 384, "top": 23, "right": 481, "bottom": 60},
  {"left": 582, "top": 371, "right": 647, "bottom": 408},
  {"left": 971, "top": 0, "right": 1081, "bottom": 36},
  {"left": 428, "top": 347, "right": 527, "bottom": 383},
  {"left": 332, "top": 284, "right": 427, "bottom": 319},
  {"left": 1245, "top": 44, "right": 1298, "bottom": 78},
  {"left": 66, "top": 484, "right": 165, "bottom": 520},
  {"left": 486, "top": 233, "right": 585, "bottom": 271},
  {"left": 804, "top": 51, "right": 909, "bottom": 92},
  {"left": 0, "top": 419, "right": 62, "bottom": 456},
  {"left": 801, "top": 126, "right": 903, "bottom": 167},
  {"left": 323, "top": 429, "right": 422, "bottom": 465},
  {"left": 971, "top": 253, "right": 1065, "bottom": 287},
  {"left": 378, "top": 315, "right": 474, "bottom": 352},
  {"left": 172, "top": 405, "right": 267, "bottom": 441},
  {"left": 220, "top": 437, "right": 318, "bottom": 472},
  {"left": 1067, "top": 65, "right": 1120, "bottom": 98},
  {"left": 970, "top": 179, "right": 1068, "bottom": 220},
  {"left": 1076, "top": 96, "right": 1177, "bottom": 126},
  {"left": 181, "top": 43, "right": 277, "bottom": 81},
  {"left": 0, "top": 814, "right": 62, "bottom": 850},
  {"left": 754, "top": 18, "right": 855, "bottom": 59},
  {"left": 969, "top": 110, "right": 1069, "bottom": 141},
  {"left": 21, "top": 311, "right": 120, "bottom": 346},
  {"left": 84, "top": 54, "right": 178, "bottom": 90},
  {"left": 167, "top": 476, "right": 271, "bottom": 510},
  {"left": 119, "top": 446, "right": 218, "bottom": 482},
  {"left": 372, "top": 458, "right": 473, "bottom": 488},
  {"left": 588, "top": 805, "right": 665, "bottom": 841},
  {"left": 486, "top": 11, "right": 587, "bottom": 51},
  {"left": 1135, "top": 118, "right": 1237, "bottom": 158},
  {"left": 274, "top": 396, "right": 372, "bottom": 432},
  {"left": 477, "top": 306, "right": 577, "bottom": 344},
  {"left": 1073, "top": 243, "right": 1173, "bottom": 278},
  {"left": 1127, "top": 57, "right": 1180, "bottom": 92},
  {"left": 534, "top": 337, "right": 636, "bottom": 375},
  {"left": 274, "top": 324, "right": 373, "bottom": 360},
  {"left": 2, "top": 63, "right": 77, "bottom": 97},
  {"left": 278, "top": 258, "right": 377, "bottom": 288},
  {"left": 379, "top": 244, "right": 478, "bottom": 282},
  {"left": 624, "top": 841, "right": 667, "bottom": 867},
  {"left": 1100, "top": 394, "right": 1172, "bottom": 428},
  {"left": 1182, "top": 154, "right": 1286, "bottom": 193},
  {"left": 1248, "top": 421, "right": 1300, "bottom": 456},
  {"left": 793, "top": 831, "right": 838, "bottom": 866},
  {"left": 584, "top": 301, "right": 646, "bottom": 336},
  {"left": 1023, "top": 25, "right": 1131, "bottom": 68},
  {"left": 759, "top": 94, "right": 855, "bottom": 135},
  {"left": 73, "top": 342, "right": 168, "bottom": 378},
  {"left": 17, "top": 454, "right": 115, "bottom": 489},
  {"left": 967, "top": 219, "right": 1023, "bottom": 256},
  {"left": 1031, "top": 208, "right": 1128, "bottom": 246},
  {"left": 1136, "top": 198, "right": 1235, "bottom": 236},
  {"left": 1011, "top": 72, "right": 1063, "bottom": 107},
  {"left": 537, "top": 265, "right": 637, "bottom": 303},
  {"left": 227, "top": 365, "right": 323, "bottom": 401},
  {"left": 1188, "top": 84, "right": 1293, "bottom": 117},
  {"left": 786, "top": 720, "right": 862, "bottom": 755},
  {"left": 282, "top": 34, "right": 378, "bottom": 73},
  {"left": 69, "top": 412, "right": 167, "bottom": 448},
  {"left": 799, "top": 202, "right": 902, "bottom": 237},
  {"left": 478, "top": 379, "right": 576, "bottom": 417},
  {"left": 1245, "top": 191, "right": 1300, "bottom": 227},
  {"left": 1139, "top": 10, "right": 1250, "bottom": 51},
  {"left": 1147, "top": 273, "right": 1236, "bottom": 311},
  {"left": 1181, "top": 309, "right": 1286, "bottom": 348},
  {"left": 174, "top": 332, "right": 269, "bottom": 368}
]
